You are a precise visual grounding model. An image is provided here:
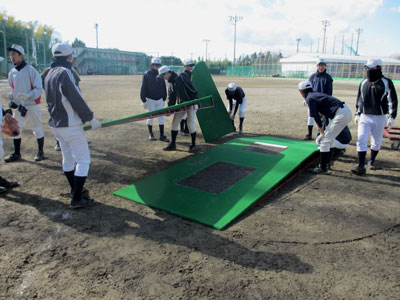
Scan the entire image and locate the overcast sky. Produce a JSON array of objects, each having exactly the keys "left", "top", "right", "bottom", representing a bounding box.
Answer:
[{"left": 1, "top": 0, "right": 400, "bottom": 61}]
